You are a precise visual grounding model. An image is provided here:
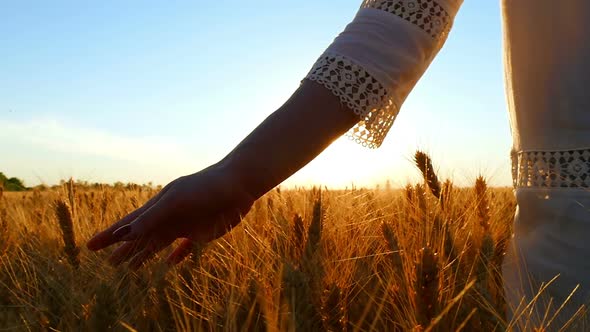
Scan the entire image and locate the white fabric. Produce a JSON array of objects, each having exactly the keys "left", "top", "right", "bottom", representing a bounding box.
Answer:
[
  {"left": 305, "top": 0, "right": 462, "bottom": 147},
  {"left": 305, "top": 0, "right": 590, "bottom": 329},
  {"left": 327, "top": 8, "right": 442, "bottom": 104},
  {"left": 502, "top": 1, "right": 590, "bottom": 329},
  {"left": 504, "top": 0, "right": 590, "bottom": 152},
  {"left": 503, "top": 189, "right": 590, "bottom": 329}
]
